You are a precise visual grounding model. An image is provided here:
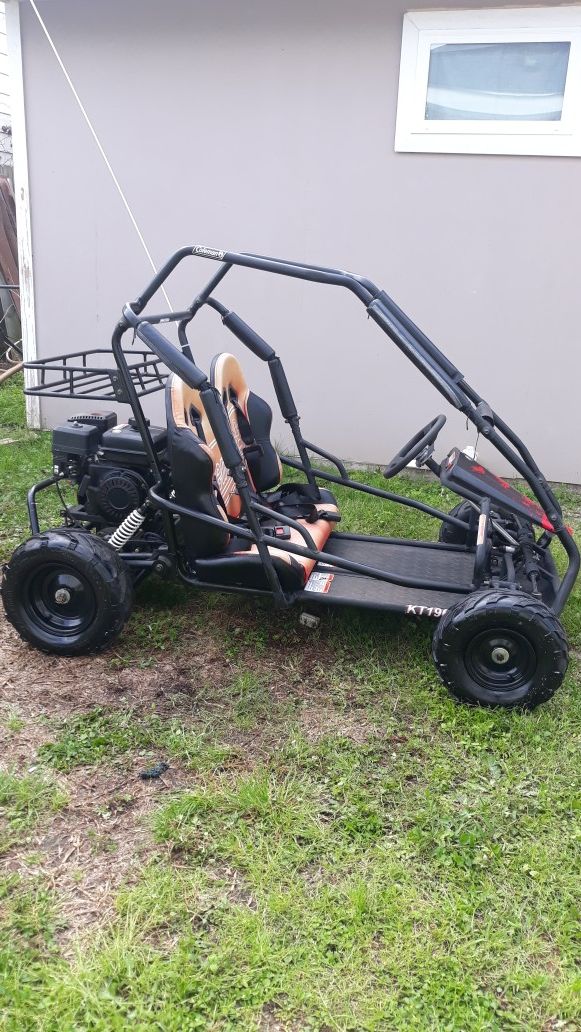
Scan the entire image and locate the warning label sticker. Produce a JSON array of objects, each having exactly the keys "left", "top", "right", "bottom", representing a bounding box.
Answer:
[{"left": 305, "top": 572, "right": 335, "bottom": 594}]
